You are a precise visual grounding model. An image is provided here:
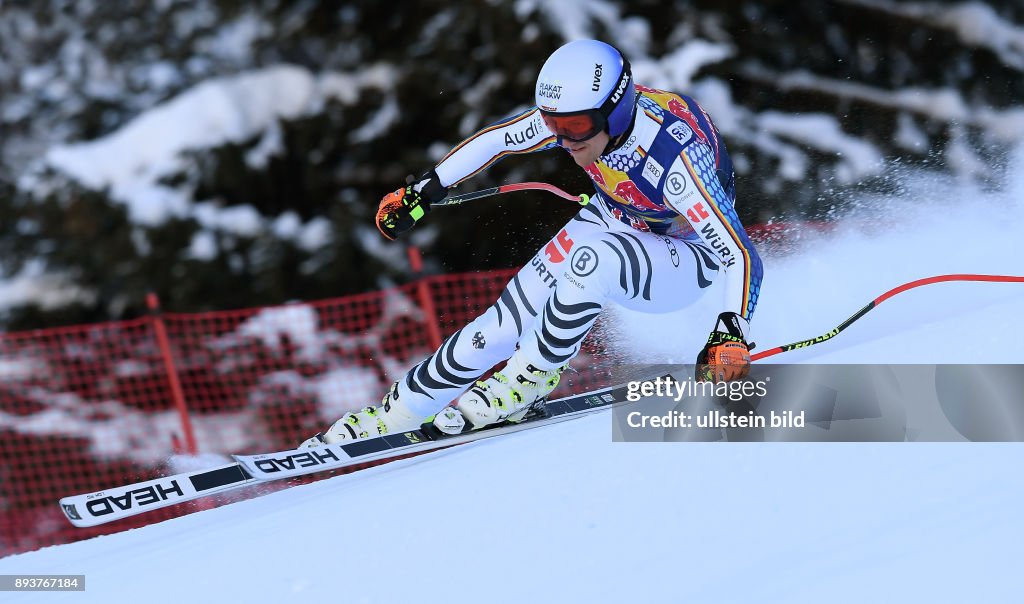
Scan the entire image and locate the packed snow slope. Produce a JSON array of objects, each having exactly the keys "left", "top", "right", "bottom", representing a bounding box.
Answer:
[{"left": 2, "top": 155, "right": 1023, "bottom": 602}]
